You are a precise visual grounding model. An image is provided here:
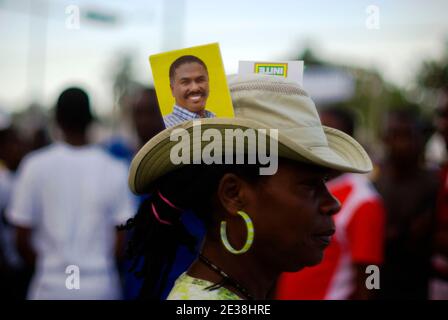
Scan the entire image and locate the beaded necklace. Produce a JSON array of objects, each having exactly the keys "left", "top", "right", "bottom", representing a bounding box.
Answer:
[{"left": 198, "top": 254, "right": 254, "bottom": 300}]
